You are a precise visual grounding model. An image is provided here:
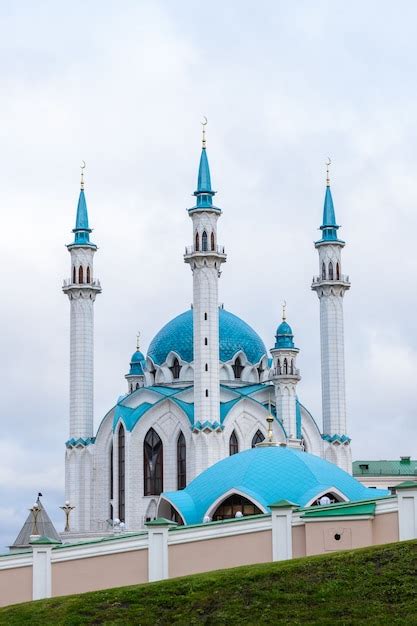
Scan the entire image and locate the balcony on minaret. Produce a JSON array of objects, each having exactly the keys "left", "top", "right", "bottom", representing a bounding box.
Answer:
[
  {"left": 311, "top": 274, "right": 350, "bottom": 287},
  {"left": 184, "top": 244, "right": 226, "bottom": 259},
  {"left": 271, "top": 365, "right": 301, "bottom": 381}
]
